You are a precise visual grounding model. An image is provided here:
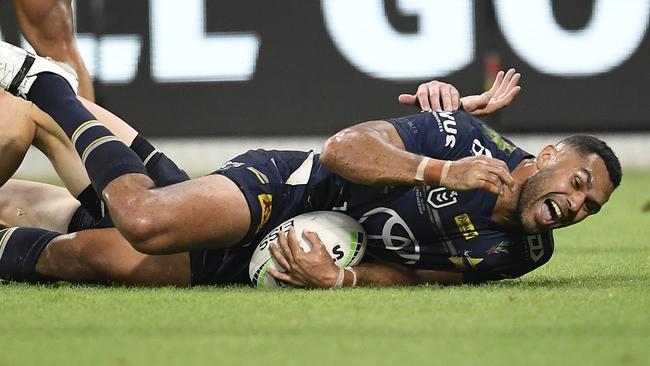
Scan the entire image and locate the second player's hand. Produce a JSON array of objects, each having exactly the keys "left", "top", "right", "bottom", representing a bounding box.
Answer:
[
  {"left": 460, "top": 69, "right": 521, "bottom": 116},
  {"left": 268, "top": 227, "right": 340, "bottom": 288},
  {"left": 439, "top": 155, "right": 516, "bottom": 195},
  {"left": 398, "top": 80, "right": 460, "bottom": 112}
]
